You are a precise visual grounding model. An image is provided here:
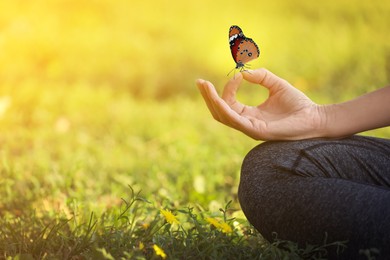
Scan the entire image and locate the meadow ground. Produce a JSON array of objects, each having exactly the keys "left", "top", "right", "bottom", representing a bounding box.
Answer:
[{"left": 1, "top": 0, "right": 390, "bottom": 259}]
